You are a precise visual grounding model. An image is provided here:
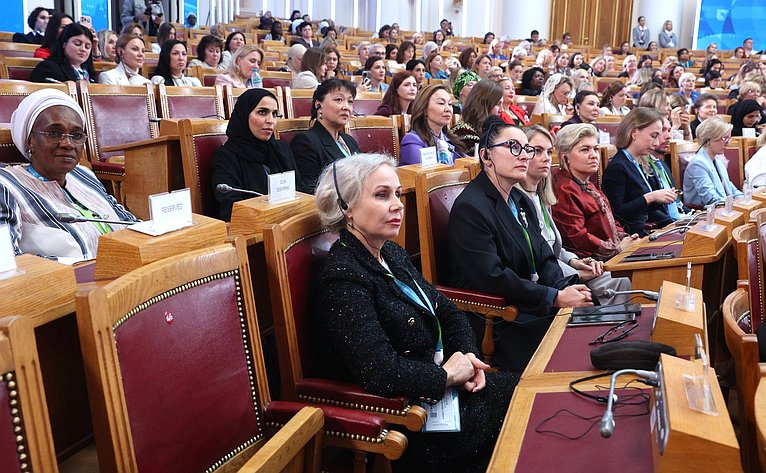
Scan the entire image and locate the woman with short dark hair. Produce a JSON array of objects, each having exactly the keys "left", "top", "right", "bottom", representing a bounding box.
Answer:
[{"left": 30, "top": 23, "right": 96, "bottom": 83}]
